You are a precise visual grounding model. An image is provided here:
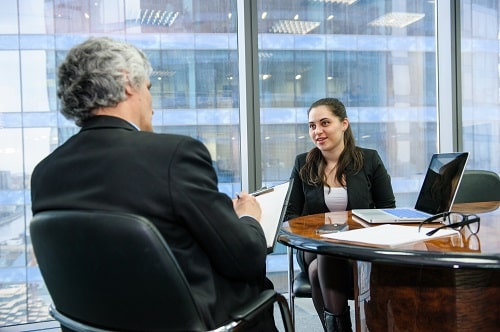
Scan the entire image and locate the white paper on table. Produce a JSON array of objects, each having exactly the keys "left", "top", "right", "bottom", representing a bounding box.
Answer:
[{"left": 320, "top": 224, "right": 458, "bottom": 247}]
